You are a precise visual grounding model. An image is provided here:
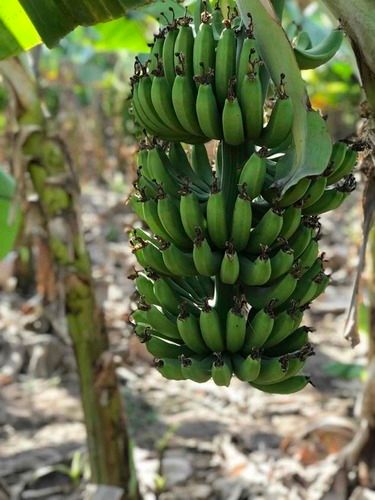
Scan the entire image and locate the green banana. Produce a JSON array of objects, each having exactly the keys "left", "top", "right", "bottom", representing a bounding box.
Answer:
[
  {"left": 179, "top": 187, "right": 206, "bottom": 241},
  {"left": 294, "top": 28, "right": 344, "bottom": 70},
  {"left": 222, "top": 77, "right": 245, "bottom": 145},
  {"left": 172, "top": 54, "right": 203, "bottom": 137},
  {"left": 135, "top": 241, "right": 171, "bottom": 275},
  {"left": 326, "top": 147, "right": 357, "bottom": 185},
  {"left": 232, "top": 352, "right": 261, "bottom": 382},
  {"left": 212, "top": 353, "right": 233, "bottom": 386},
  {"left": 168, "top": 142, "right": 210, "bottom": 193},
  {"left": 243, "top": 302, "right": 275, "bottom": 352},
  {"left": 302, "top": 176, "right": 327, "bottom": 208},
  {"left": 294, "top": 30, "right": 313, "bottom": 50},
  {"left": 226, "top": 297, "right": 247, "bottom": 353},
  {"left": 263, "top": 307, "right": 299, "bottom": 348},
  {"left": 288, "top": 220, "right": 314, "bottom": 258},
  {"left": 193, "top": 10, "right": 216, "bottom": 77},
  {"left": 153, "top": 277, "right": 182, "bottom": 315},
  {"left": 212, "top": 2, "right": 223, "bottom": 40},
  {"left": 246, "top": 208, "right": 283, "bottom": 254},
  {"left": 230, "top": 184, "right": 252, "bottom": 251},
  {"left": 141, "top": 198, "right": 172, "bottom": 242},
  {"left": 162, "top": 22, "right": 179, "bottom": 87},
  {"left": 240, "top": 247, "right": 271, "bottom": 286},
  {"left": 220, "top": 242, "right": 240, "bottom": 285},
  {"left": 200, "top": 300, "right": 225, "bottom": 352},
  {"left": 191, "top": 144, "right": 212, "bottom": 186},
  {"left": 177, "top": 307, "right": 209, "bottom": 354},
  {"left": 215, "top": 19, "right": 236, "bottom": 108},
  {"left": 133, "top": 303, "right": 180, "bottom": 340},
  {"left": 161, "top": 241, "right": 197, "bottom": 276},
  {"left": 254, "top": 356, "right": 289, "bottom": 385},
  {"left": 147, "top": 147, "right": 180, "bottom": 198},
  {"left": 237, "top": 19, "right": 258, "bottom": 95},
  {"left": 299, "top": 238, "right": 319, "bottom": 274},
  {"left": 195, "top": 73, "right": 222, "bottom": 139},
  {"left": 143, "top": 332, "right": 191, "bottom": 359},
  {"left": 206, "top": 176, "right": 228, "bottom": 249},
  {"left": 157, "top": 189, "right": 192, "bottom": 250},
  {"left": 151, "top": 62, "right": 188, "bottom": 135},
  {"left": 240, "top": 55, "right": 263, "bottom": 141},
  {"left": 277, "top": 177, "right": 311, "bottom": 207},
  {"left": 155, "top": 358, "right": 185, "bottom": 380},
  {"left": 265, "top": 326, "right": 313, "bottom": 357},
  {"left": 251, "top": 375, "right": 310, "bottom": 394},
  {"left": 279, "top": 205, "right": 302, "bottom": 240},
  {"left": 302, "top": 188, "right": 345, "bottom": 216},
  {"left": 260, "top": 74, "right": 293, "bottom": 148},
  {"left": 238, "top": 153, "right": 267, "bottom": 200},
  {"left": 181, "top": 355, "right": 212, "bottom": 383},
  {"left": 324, "top": 142, "right": 348, "bottom": 181},
  {"left": 133, "top": 272, "right": 159, "bottom": 306},
  {"left": 269, "top": 243, "right": 294, "bottom": 281},
  {"left": 193, "top": 227, "right": 221, "bottom": 277},
  {"left": 148, "top": 31, "right": 165, "bottom": 75},
  {"left": 245, "top": 270, "right": 298, "bottom": 309},
  {"left": 174, "top": 15, "right": 195, "bottom": 79}
]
